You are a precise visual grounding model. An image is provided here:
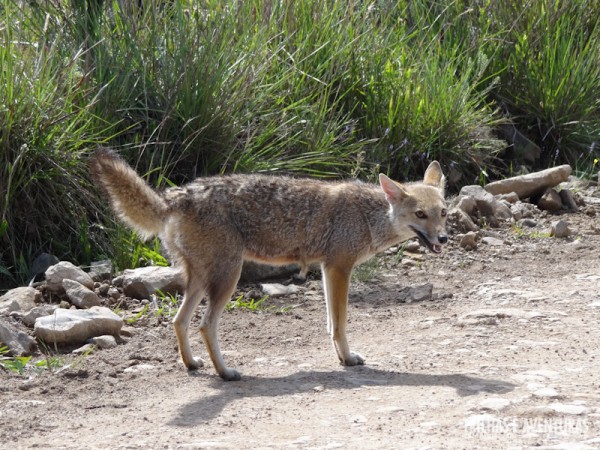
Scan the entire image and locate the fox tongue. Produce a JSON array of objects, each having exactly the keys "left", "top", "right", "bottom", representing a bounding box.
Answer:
[{"left": 432, "top": 244, "right": 442, "bottom": 254}]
